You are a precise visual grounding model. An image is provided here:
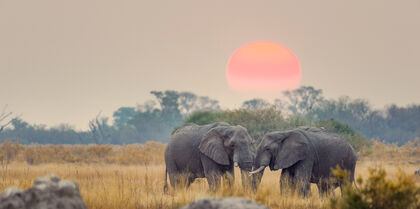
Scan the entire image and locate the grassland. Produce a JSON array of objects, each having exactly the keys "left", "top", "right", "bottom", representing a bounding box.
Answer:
[{"left": 0, "top": 141, "right": 419, "bottom": 209}]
